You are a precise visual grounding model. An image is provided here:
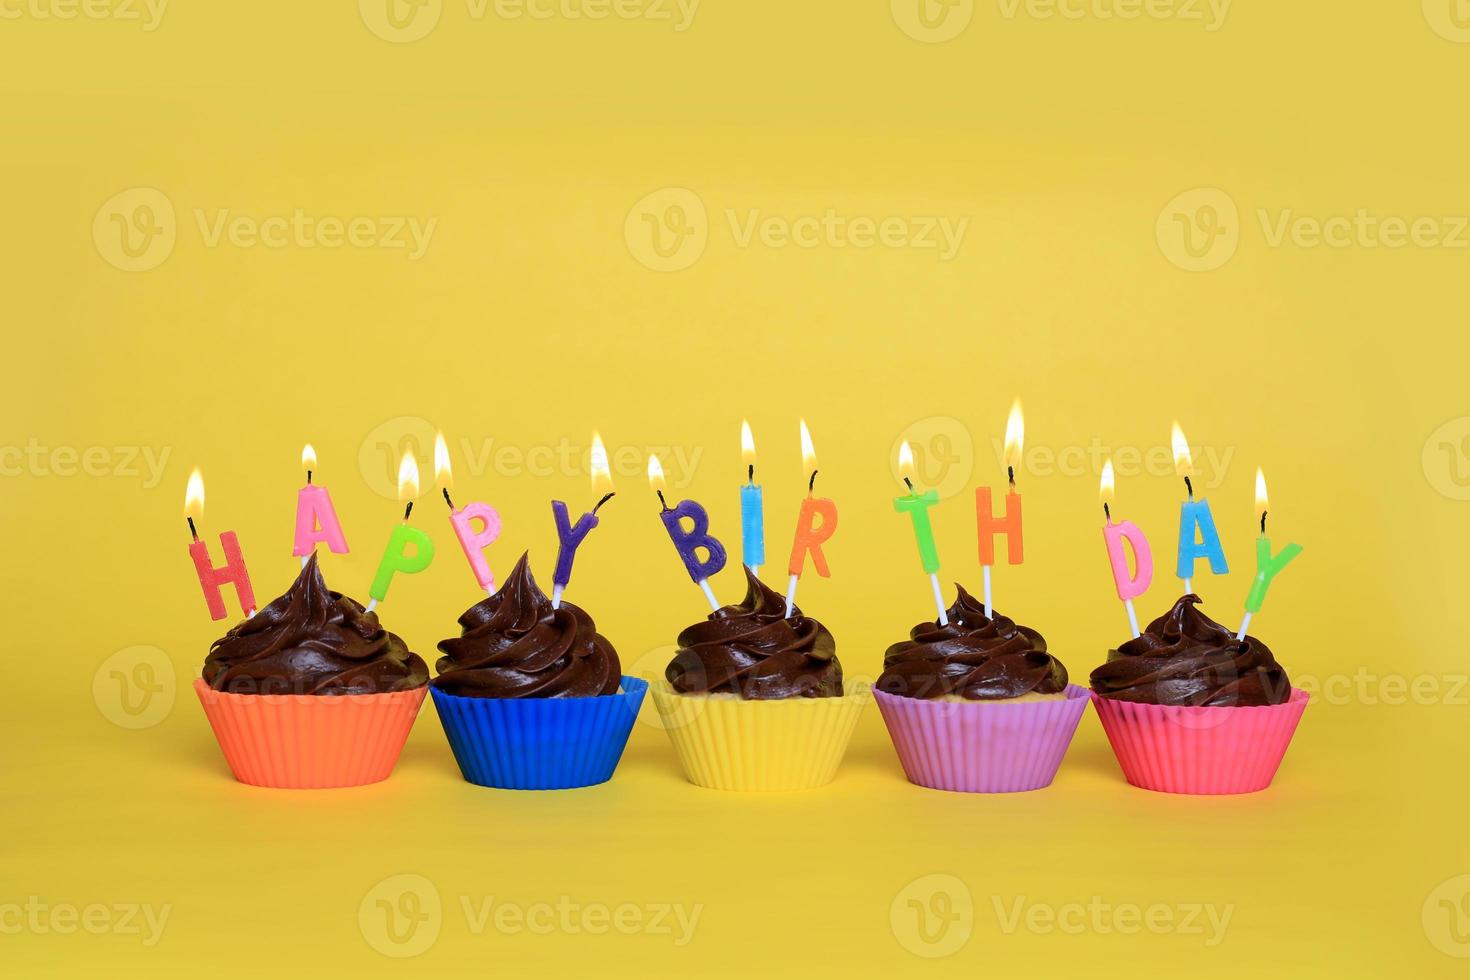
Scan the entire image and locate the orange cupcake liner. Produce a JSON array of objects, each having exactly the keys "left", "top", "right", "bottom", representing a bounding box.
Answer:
[{"left": 194, "top": 678, "right": 427, "bottom": 789}]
